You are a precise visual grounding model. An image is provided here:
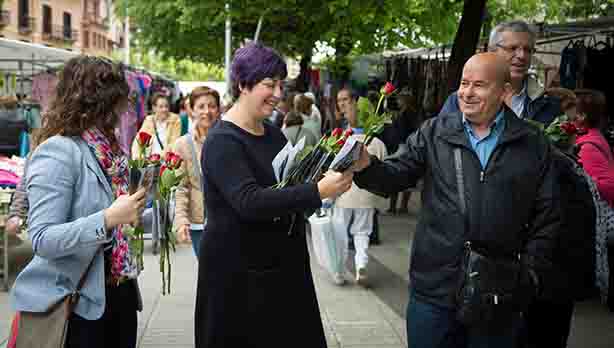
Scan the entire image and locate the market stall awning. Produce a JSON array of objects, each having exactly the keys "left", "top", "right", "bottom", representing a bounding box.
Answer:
[{"left": 0, "top": 38, "right": 80, "bottom": 74}]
